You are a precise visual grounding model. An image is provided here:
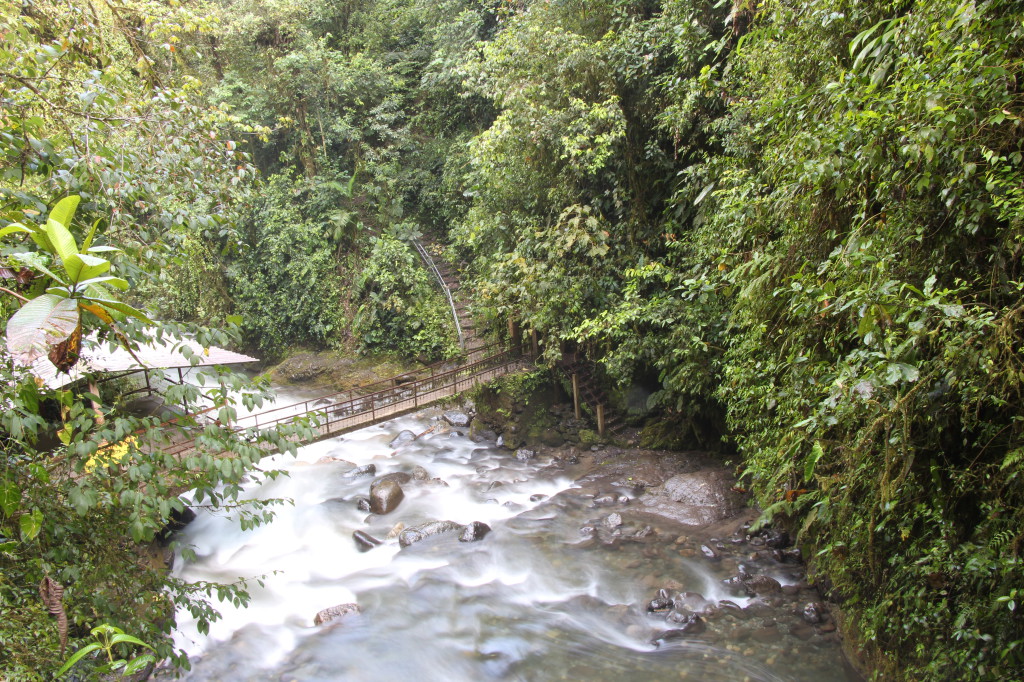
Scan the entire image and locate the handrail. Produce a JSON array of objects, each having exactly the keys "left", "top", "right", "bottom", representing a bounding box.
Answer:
[
  {"left": 412, "top": 239, "right": 465, "bottom": 350},
  {"left": 157, "top": 349, "right": 533, "bottom": 457}
]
